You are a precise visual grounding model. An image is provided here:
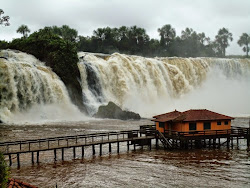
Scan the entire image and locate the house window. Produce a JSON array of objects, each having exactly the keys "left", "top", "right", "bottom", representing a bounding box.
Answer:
[
  {"left": 224, "top": 121, "right": 228, "bottom": 125},
  {"left": 189, "top": 123, "right": 196, "bottom": 131},
  {"left": 159, "top": 122, "right": 165, "bottom": 128},
  {"left": 217, "top": 121, "right": 221, "bottom": 125},
  {"left": 204, "top": 122, "right": 211, "bottom": 130}
]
